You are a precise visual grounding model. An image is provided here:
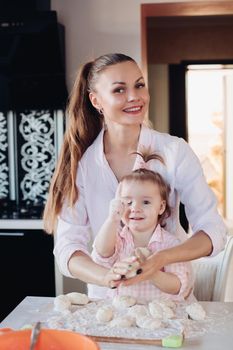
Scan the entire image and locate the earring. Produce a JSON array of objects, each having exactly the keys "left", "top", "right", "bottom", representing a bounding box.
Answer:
[{"left": 98, "top": 108, "right": 103, "bottom": 115}]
